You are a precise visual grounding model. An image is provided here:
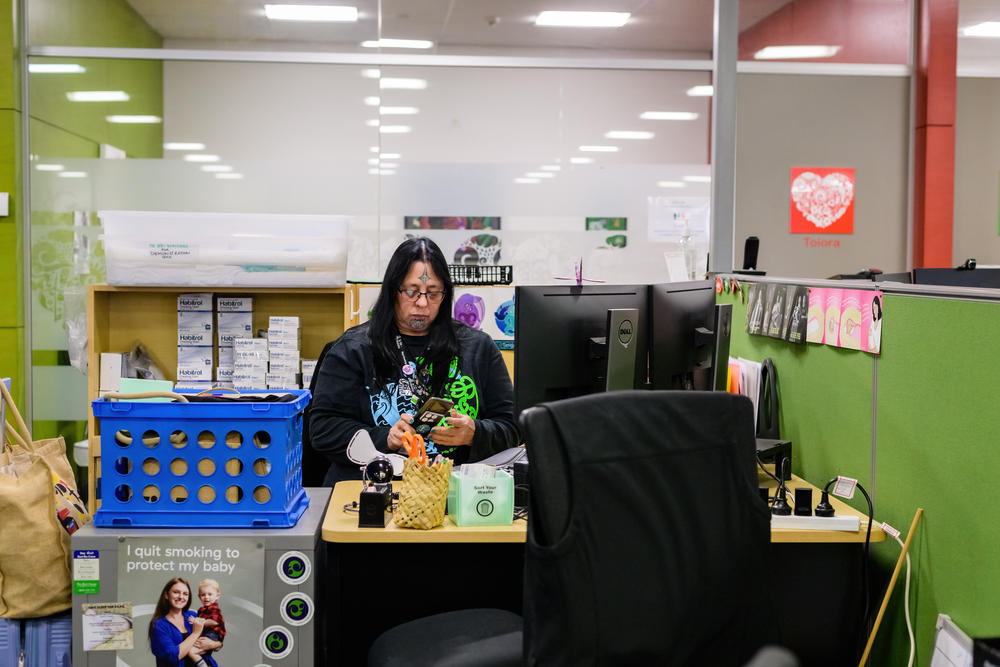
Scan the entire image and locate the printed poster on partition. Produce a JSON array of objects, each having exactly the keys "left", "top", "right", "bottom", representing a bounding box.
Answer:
[
  {"left": 111, "top": 537, "right": 264, "bottom": 664},
  {"left": 744, "top": 283, "right": 808, "bottom": 344},
  {"left": 806, "top": 288, "right": 882, "bottom": 353}
]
